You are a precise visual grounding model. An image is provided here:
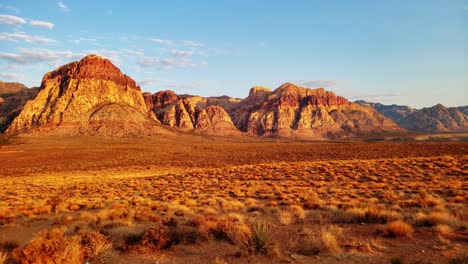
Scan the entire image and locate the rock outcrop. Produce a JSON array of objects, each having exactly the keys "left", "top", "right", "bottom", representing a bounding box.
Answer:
[
  {"left": 7, "top": 55, "right": 165, "bottom": 136},
  {"left": 356, "top": 101, "right": 468, "bottom": 132},
  {"left": 399, "top": 104, "right": 467, "bottom": 132},
  {"left": 145, "top": 92, "right": 240, "bottom": 135},
  {"left": 0, "top": 81, "right": 39, "bottom": 132},
  {"left": 230, "top": 83, "right": 401, "bottom": 137},
  {"left": 147, "top": 83, "right": 401, "bottom": 138}
]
